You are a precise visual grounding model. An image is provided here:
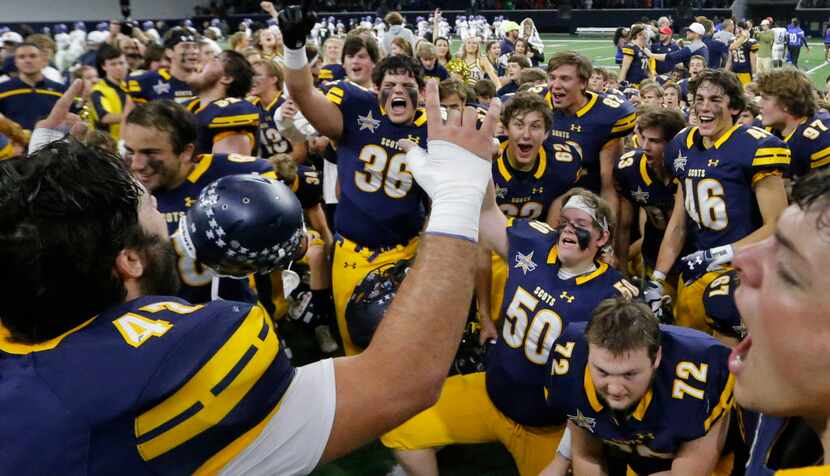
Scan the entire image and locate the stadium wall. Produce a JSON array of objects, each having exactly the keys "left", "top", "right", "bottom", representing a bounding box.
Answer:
[{"left": 2, "top": 0, "right": 204, "bottom": 22}]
